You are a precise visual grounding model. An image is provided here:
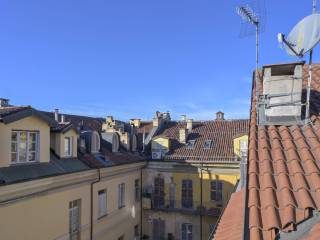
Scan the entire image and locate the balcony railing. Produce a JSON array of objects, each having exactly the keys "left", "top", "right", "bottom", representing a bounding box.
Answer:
[{"left": 143, "top": 197, "right": 222, "bottom": 217}]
